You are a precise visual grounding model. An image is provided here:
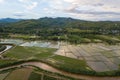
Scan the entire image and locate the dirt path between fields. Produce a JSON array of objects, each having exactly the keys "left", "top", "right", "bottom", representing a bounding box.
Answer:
[{"left": 0, "top": 62, "right": 120, "bottom": 80}]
